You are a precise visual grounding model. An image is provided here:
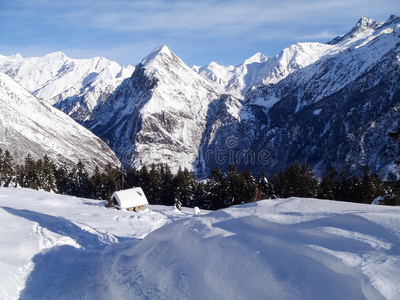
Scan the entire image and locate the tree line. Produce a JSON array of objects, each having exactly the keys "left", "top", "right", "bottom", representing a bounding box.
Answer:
[{"left": 1, "top": 147, "right": 399, "bottom": 209}]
